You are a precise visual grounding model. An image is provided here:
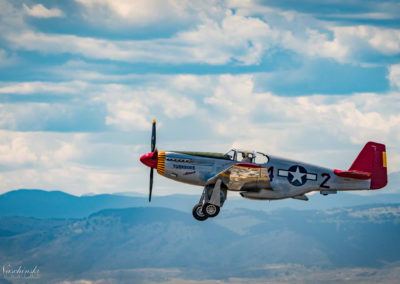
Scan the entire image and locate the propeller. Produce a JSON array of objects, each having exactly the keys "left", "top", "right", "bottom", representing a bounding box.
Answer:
[
  {"left": 151, "top": 119, "right": 156, "bottom": 152},
  {"left": 149, "top": 120, "right": 156, "bottom": 202}
]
